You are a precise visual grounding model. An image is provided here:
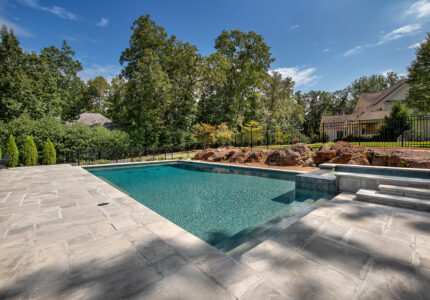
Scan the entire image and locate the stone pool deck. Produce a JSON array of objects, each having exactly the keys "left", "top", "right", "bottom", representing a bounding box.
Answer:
[{"left": 0, "top": 164, "right": 429, "bottom": 299}]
